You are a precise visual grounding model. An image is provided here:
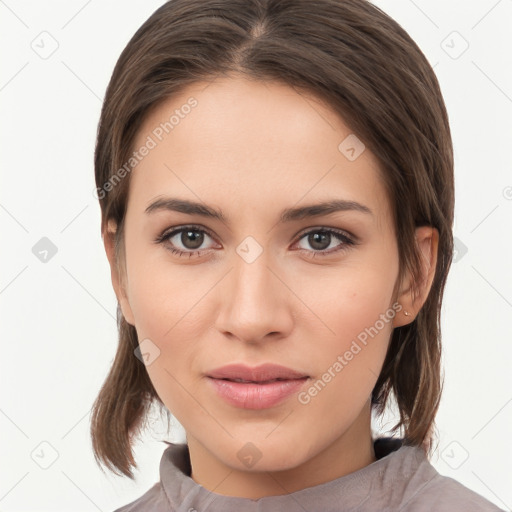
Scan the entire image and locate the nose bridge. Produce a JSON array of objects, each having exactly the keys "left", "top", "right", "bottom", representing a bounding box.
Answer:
[{"left": 215, "top": 239, "right": 292, "bottom": 342}]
